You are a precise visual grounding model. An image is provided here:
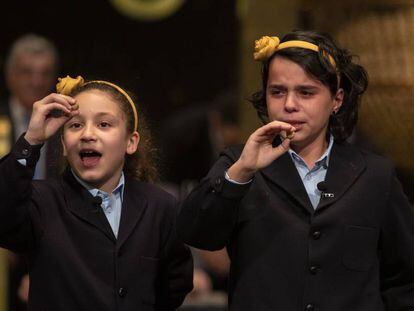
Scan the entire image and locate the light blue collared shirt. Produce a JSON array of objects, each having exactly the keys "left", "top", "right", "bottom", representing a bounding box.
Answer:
[
  {"left": 288, "top": 135, "right": 334, "bottom": 209},
  {"left": 72, "top": 171, "right": 125, "bottom": 238}
]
